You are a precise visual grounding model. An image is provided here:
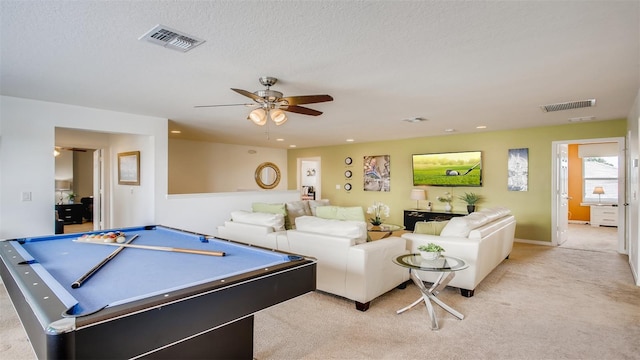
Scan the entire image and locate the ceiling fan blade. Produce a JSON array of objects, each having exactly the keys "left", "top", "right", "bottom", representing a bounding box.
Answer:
[
  {"left": 283, "top": 105, "right": 323, "bottom": 116},
  {"left": 194, "top": 103, "right": 253, "bottom": 108},
  {"left": 281, "top": 94, "right": 333, "bottom": 105},
  {"left": 231, "top": 88, "right": 265, "bottom": 103}
]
